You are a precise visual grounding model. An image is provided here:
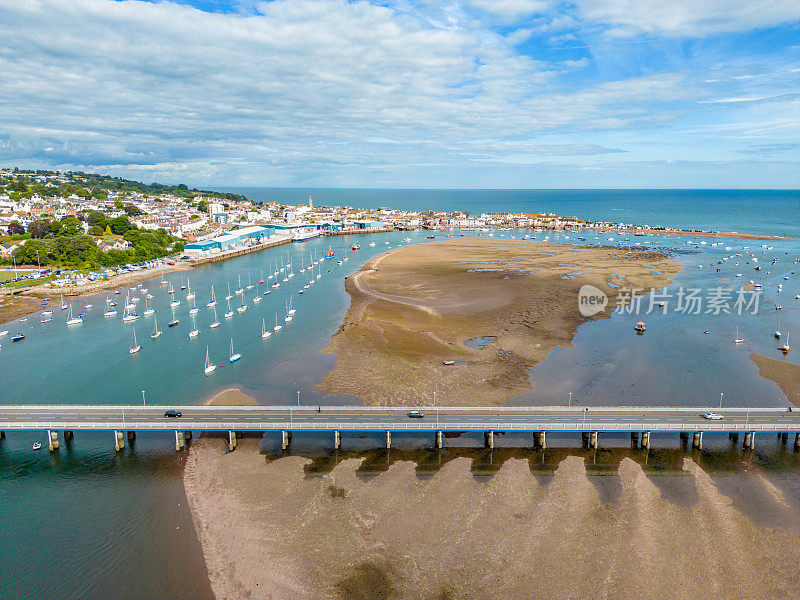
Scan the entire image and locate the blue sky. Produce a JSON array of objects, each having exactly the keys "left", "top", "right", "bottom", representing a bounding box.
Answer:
[{"left": 0, "top": 0, "right": 798, "bottom": 188}]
